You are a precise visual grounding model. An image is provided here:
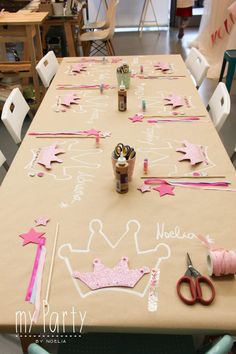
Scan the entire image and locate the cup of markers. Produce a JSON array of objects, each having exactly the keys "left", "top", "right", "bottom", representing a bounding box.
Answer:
[
  {"left": 112, "top": 143, "right": 136, "bottom": 181},
  {"left": 116, "top": 63, "right": 131, "bottom": 89}
]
